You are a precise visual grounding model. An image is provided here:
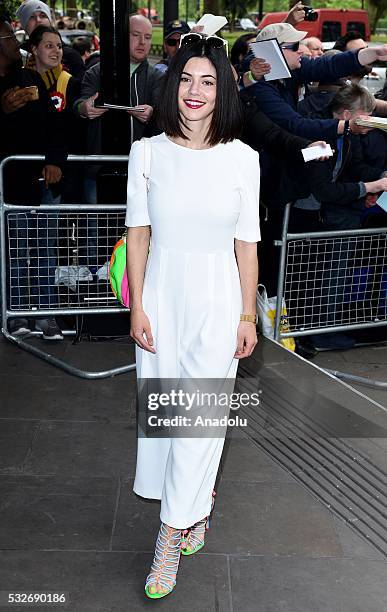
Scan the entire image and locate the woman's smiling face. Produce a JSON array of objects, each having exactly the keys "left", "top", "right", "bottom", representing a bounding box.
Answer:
[
  {"left": 34, "top": 32, "right": 63, "bottom": 69},
  {"left": 178, "top": 56, "right": 217, "bottom": 125}
]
